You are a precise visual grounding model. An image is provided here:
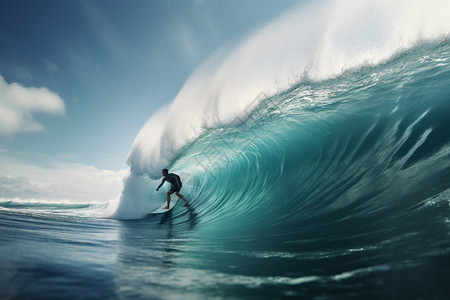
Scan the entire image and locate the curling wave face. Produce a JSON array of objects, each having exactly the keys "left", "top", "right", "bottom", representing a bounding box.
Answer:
[
  {"left": 168, "top": 40, "right": 450, "bottom": 232},
  {"left": 109, "top": 0, "right": 450, "bottom": 221},
  {"left": 105, "top": 18, "right": 450, "bottom": 298}
]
